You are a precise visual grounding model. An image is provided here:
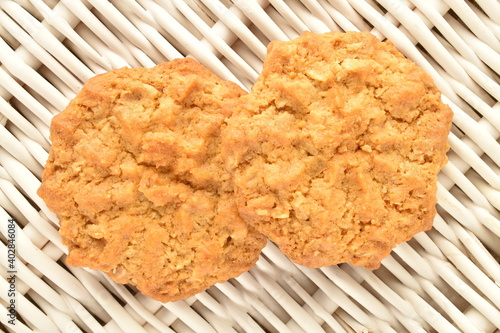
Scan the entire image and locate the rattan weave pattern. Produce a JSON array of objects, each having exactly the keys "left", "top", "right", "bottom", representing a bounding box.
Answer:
[{"left": 0, "top": 0, "right": 499, "bottom": 332}]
